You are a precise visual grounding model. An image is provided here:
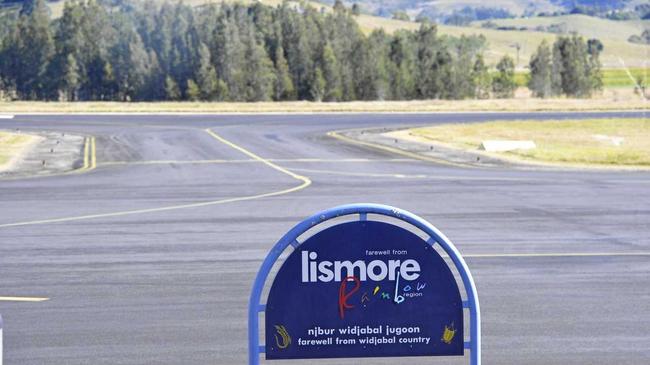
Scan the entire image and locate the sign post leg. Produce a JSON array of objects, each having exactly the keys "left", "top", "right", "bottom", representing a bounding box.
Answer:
[
  {"left": 471, "top": 303, "right": 481, "bottom": 365},
  {"left": 248, "top": 313, "right": 258, "bottom": 365}
]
